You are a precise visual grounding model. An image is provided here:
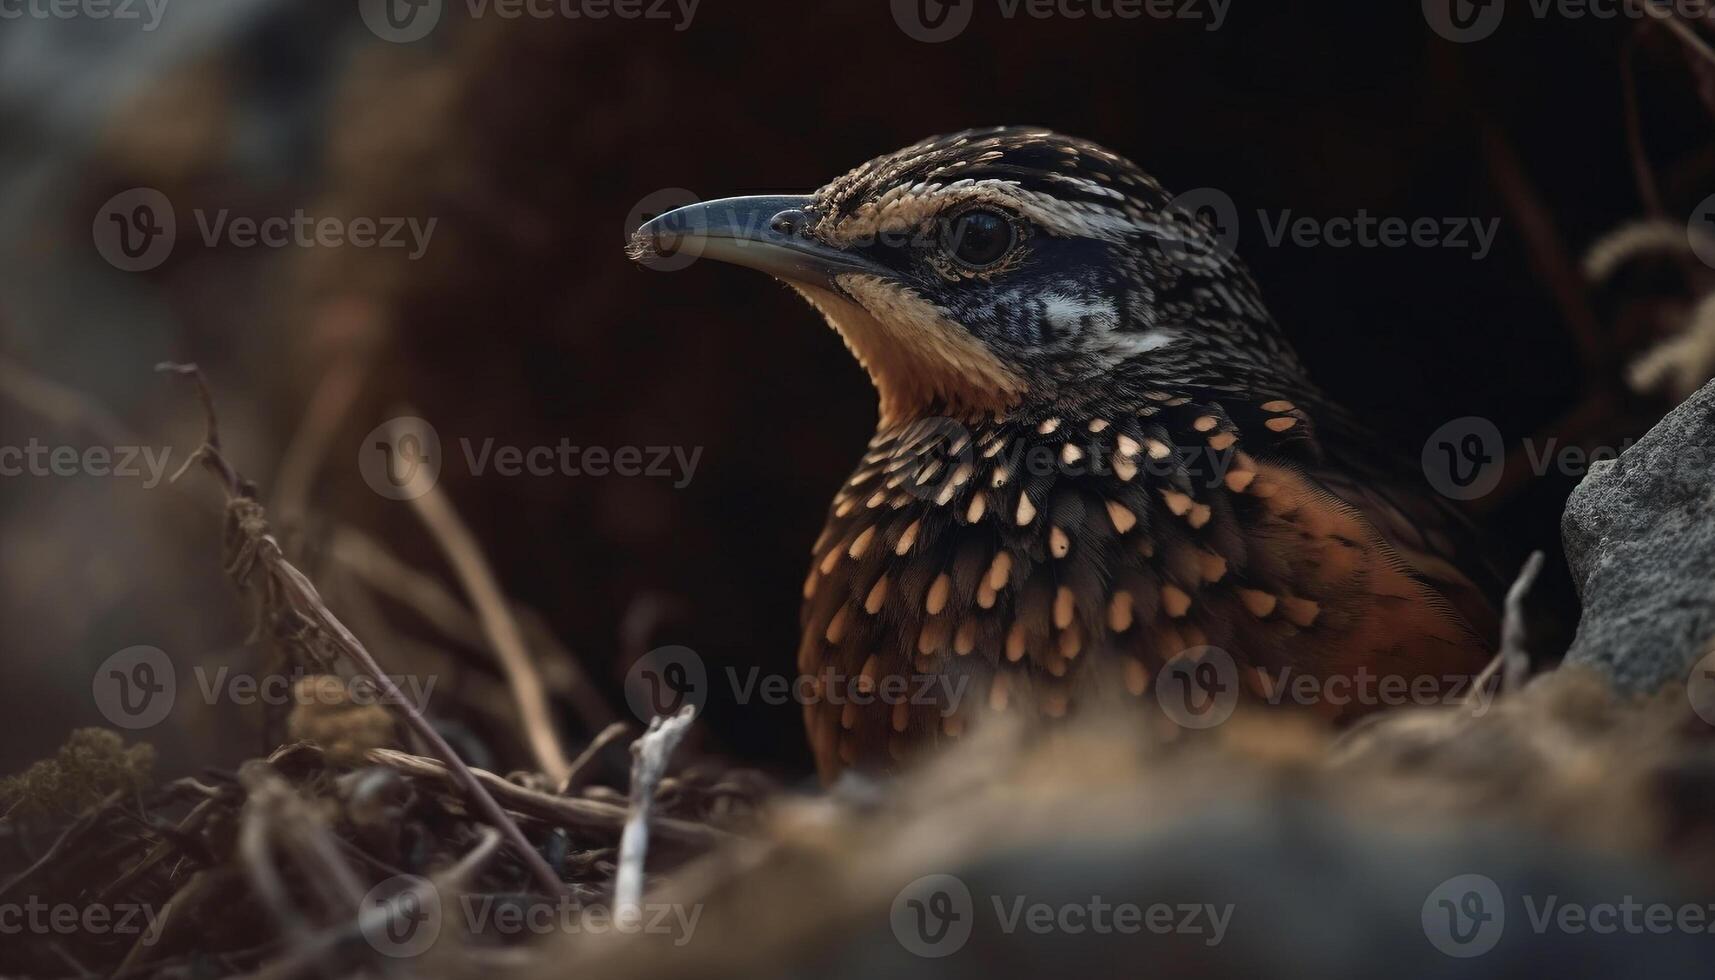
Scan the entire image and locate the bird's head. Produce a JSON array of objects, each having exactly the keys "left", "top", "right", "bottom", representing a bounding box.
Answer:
[{"left": 630, "top": 127, "right": 1306, "bottom": 425}]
